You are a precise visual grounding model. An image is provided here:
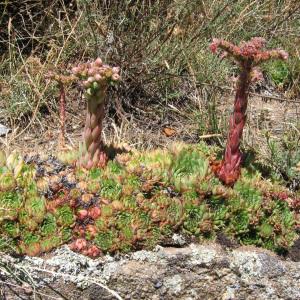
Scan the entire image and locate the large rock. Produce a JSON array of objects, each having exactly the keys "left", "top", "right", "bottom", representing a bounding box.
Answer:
[{"left": 1, "top": 243, "right": 299, "bottom": 299}]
